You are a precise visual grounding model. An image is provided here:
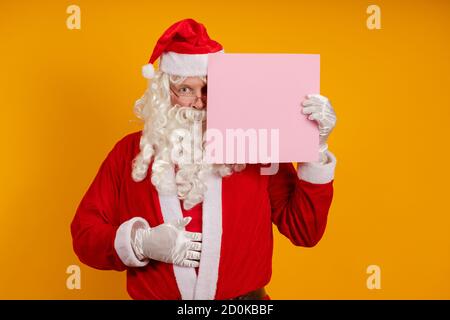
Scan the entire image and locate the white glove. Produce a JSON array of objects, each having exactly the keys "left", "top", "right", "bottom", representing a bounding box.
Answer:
[
  {"left": 301, "top": 94, "right": 337, "bottom": 164},
  {"left": 131, "top": 217, "right": 202, "bottom": 268}
]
